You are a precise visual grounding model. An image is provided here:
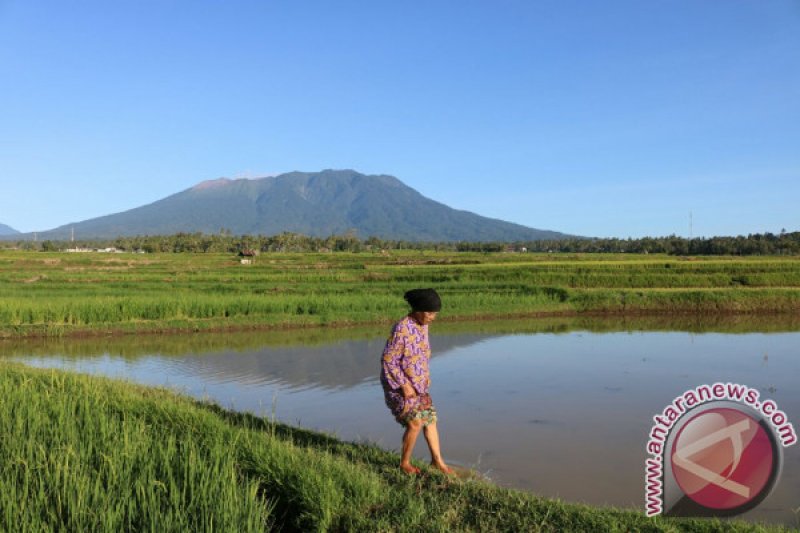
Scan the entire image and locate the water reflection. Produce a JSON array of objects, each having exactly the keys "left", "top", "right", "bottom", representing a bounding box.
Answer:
[
  {"left": 4, "top": 312, "right": 800, "bottom": 361},
  {"left": 3, "top": 314, "right": 800, "bottom": 527}
]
